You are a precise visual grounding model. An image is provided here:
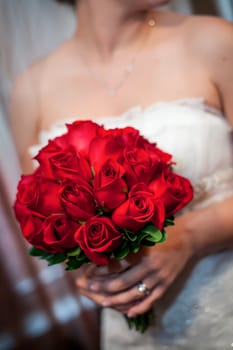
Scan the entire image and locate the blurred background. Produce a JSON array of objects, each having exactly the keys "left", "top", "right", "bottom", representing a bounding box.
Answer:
[{"left": 0, "top": 1, "right": 232, "bottom": 349}]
